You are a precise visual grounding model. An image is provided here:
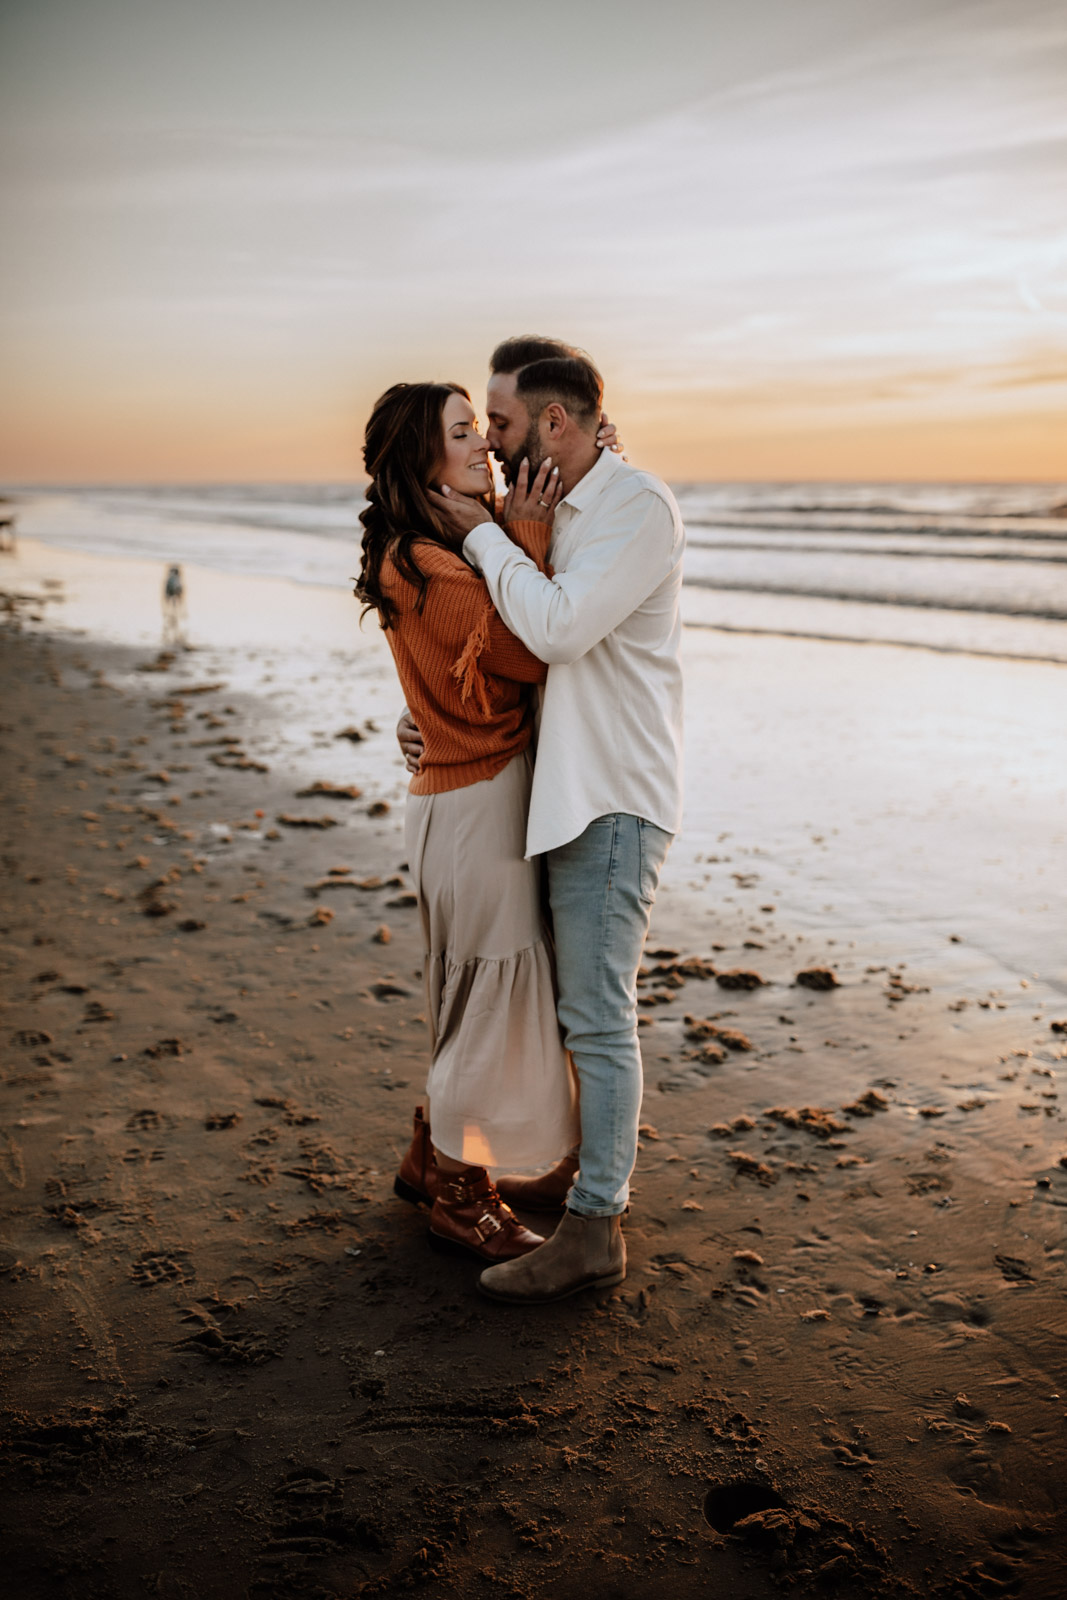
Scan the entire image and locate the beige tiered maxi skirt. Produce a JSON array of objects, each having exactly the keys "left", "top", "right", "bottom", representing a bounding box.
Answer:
[{"left": 404, "top": 749, "right": 580, "bottom": 1170}]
